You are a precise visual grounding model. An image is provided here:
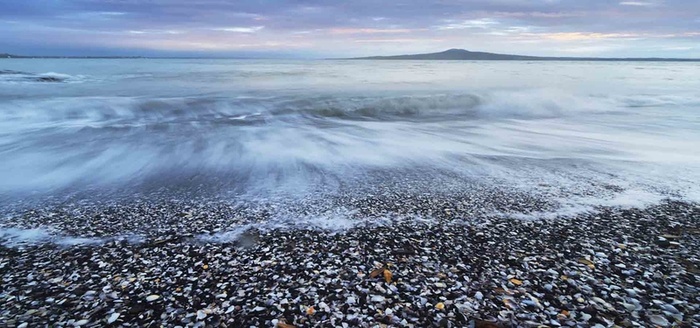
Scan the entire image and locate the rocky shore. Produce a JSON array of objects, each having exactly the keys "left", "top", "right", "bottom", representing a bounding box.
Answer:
[{"left": 1, "top": 200, "right": 698, "bottom": 327}]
